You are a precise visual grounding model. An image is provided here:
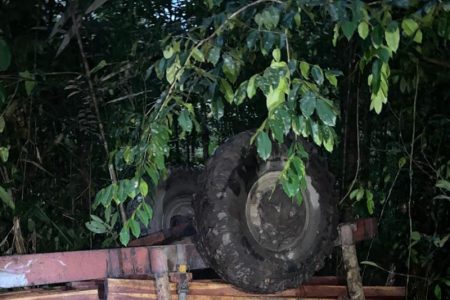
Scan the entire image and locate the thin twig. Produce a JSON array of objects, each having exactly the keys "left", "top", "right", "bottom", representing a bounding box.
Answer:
[
  {"left": 106, "top": 90, "right": 151, "bottom": 104},
  {"left": 406, "top": 64, "right": 420, "bottom": 298},
  {"left": 19, "top": 159, "right": 54, "bottom": 176},
  {"left": 339, "top": 85, "right": 360, "bottom": 205},
  {"left": 362, "top": 262, "right": 428, "bottom": 281},
  {"left": 285, "top": 29, "right": 290, "bottom": 62},
  {"left": 362, "top": 167, "right": 402, "bottom": 279}
]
